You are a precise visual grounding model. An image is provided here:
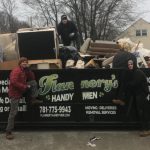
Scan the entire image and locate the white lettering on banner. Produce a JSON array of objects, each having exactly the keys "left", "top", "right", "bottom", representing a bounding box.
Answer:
[
  {"left": 147, "top": 77, "right": 150, "bottom": 101},
  {"left": 99, "top": 106, "right": 117, "bottom": 110},
  {"left": 86, "top": 110, "right": 116, "bottom": 114},
  {"left": 1, "top": 86, "right": 8, "bottom": 93},
  {"left": 0, "top": 97, "right": 26, "bottom": 104},
  {"left": 0, "top": 107, "right": 3, "bottom": 112},
  {"left": 40, "top": 114, "right": 70, "bottom": 117},
  {"left": 0, "top": 97, "right": 10, "bottom": 104},
  {"left": 4, "top": 106, "right": 9, "bottom": 112},
  {"left": 40, "top": 106, "right": 71, "bottom": 113},
  {"left": 0, "top": 97, "right": 4, "bottom": 103},
  {"left": 5, "top": 97, "right": 10, "bottom": 104},
  {"left": 0, "top": 106, "right": 10, "bottom": 112},
  {"left": 0, "top": 105, "right": 27, "bottom": 113},
  {"left": 147, "top": 77, "right": 150, "bottom": 84},
  {"left": 19, "top": 97, "right": 26, "bottom": 104},
  {"left": 51, "top": 93, "right": 74, "bottom": 102},
  {"left": 85, "top": 105, "right": 117, "bottom": 115},
  {"left": 147, "top": 94, "right": 150, "bottom": 101},
  {"left": 18, "top": 105, "right": 27, "bottom": 111},
  {"left": 0, "top": 79, "right": 9, "bottom": 85},
  {"left": 82, "top": 92, "right": 98, "bottom": 100},
  {"left": 85, "top": 106, "right": 98, "bottom": 110},
  {"left": 39, "top": 106, "right": 71, "bottom": 118}
]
